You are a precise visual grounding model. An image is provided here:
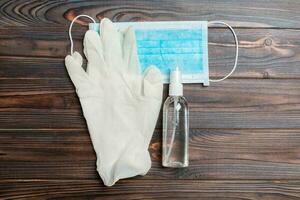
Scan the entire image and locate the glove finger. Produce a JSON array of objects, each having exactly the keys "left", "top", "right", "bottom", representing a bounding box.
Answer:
[
  {"left": 143, "top": 65, "right": 163, "bottom": 100},
  {"left": 142, "top": 66, "right": 163, "bottom": 145},
  {"left": 123, "top": 27, "right": 140, "bottom": 75},
  {"left": 83, "top": 30, "right": 106, "bottom": 76},
  {"left": 65, "top": 52, "right": 87, "bottom": 88},
  {"left": 100, "top": 18, "right": 123, "bottom": 69}
]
